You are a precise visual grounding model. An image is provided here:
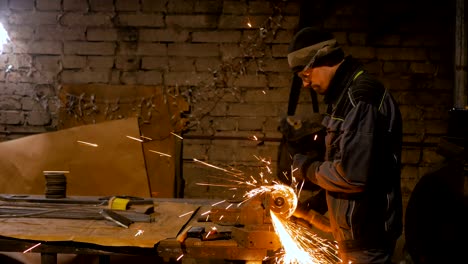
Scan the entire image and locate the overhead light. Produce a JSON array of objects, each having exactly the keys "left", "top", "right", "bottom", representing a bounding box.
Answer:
[{"left": 0, "top": 22, "right": 10, "bottom": 53}]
